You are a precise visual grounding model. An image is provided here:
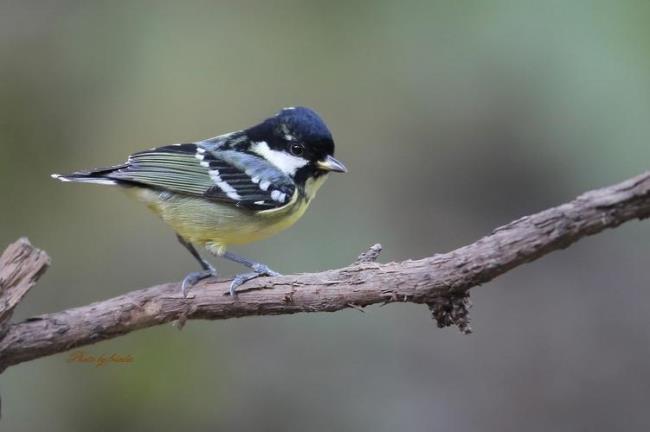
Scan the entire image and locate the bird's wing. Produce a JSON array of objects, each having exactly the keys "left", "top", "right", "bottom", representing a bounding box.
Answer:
[{"left": 107, "top": 143, "right": 295, "bottom": 210}]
